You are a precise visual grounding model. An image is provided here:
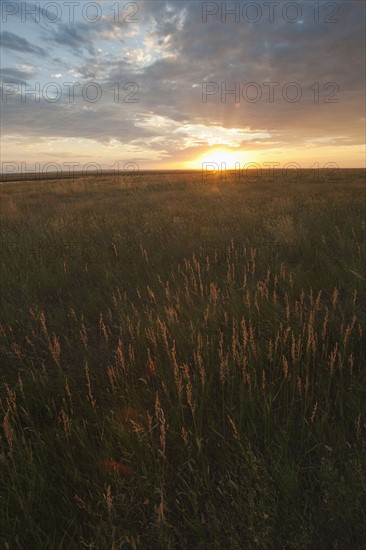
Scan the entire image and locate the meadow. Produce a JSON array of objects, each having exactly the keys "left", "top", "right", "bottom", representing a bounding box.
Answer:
[{"left": 0, "top": 169, "right": 365, "bottom": 548}]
